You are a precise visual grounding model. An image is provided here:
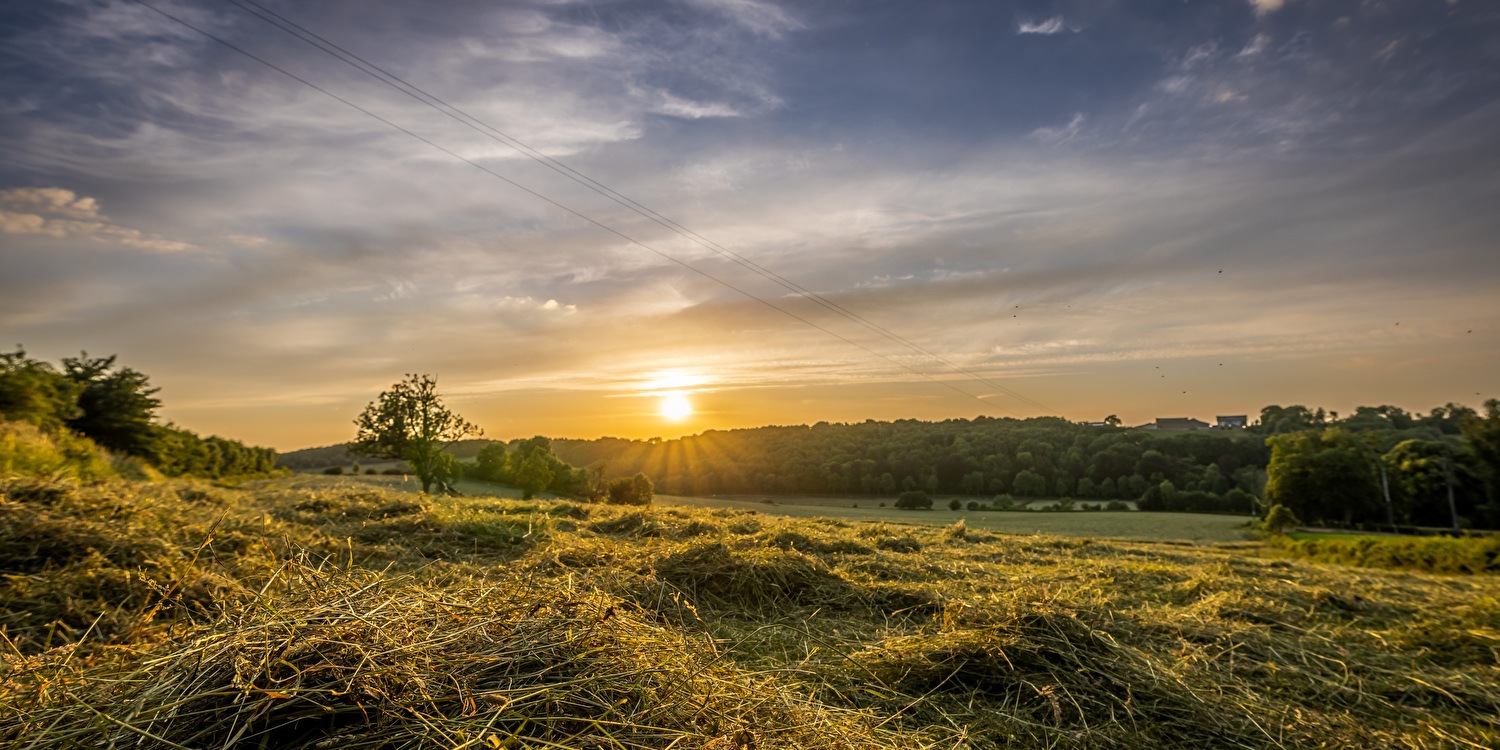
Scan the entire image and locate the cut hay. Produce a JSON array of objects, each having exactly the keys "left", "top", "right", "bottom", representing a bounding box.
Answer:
[
  {"left": 0, "top": 562, "right": 896, "bottom": 749},
  {"left": 651, "top": 541, "right": 860, "bottom": 612}
]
